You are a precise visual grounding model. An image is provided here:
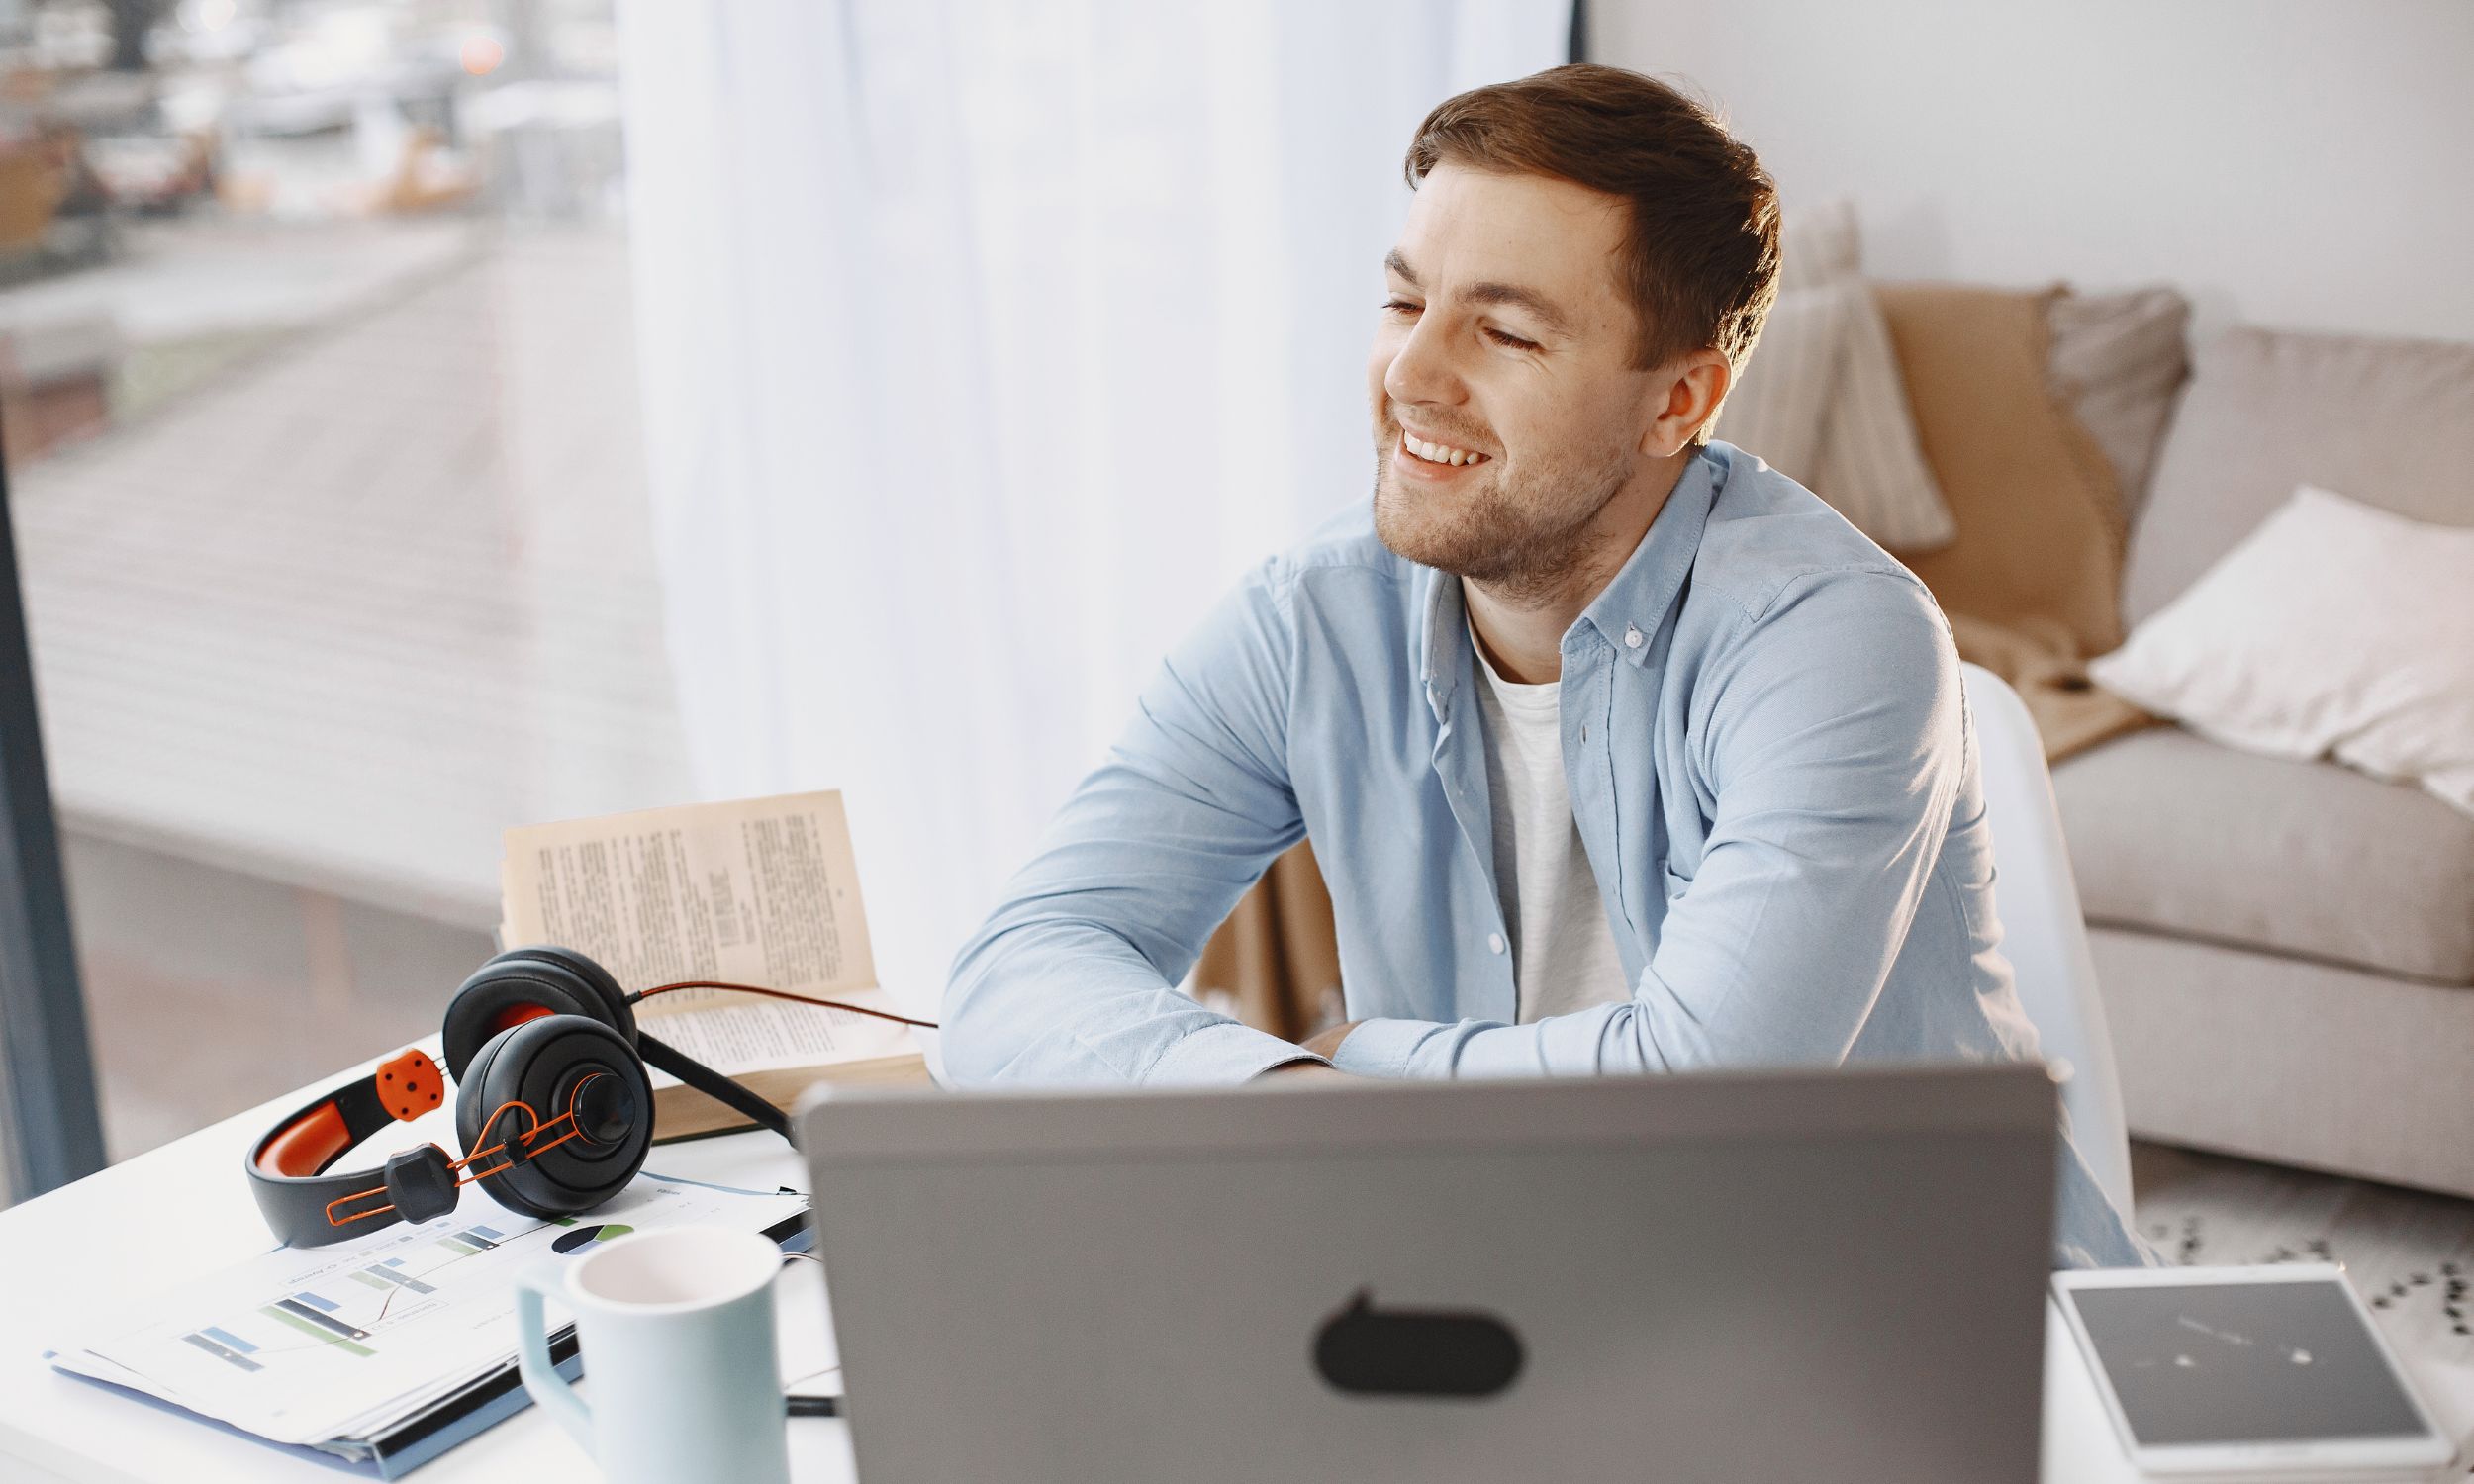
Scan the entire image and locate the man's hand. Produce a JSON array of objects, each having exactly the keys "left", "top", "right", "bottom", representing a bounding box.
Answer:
[
  {"left": 1301, "top": 1020, "right": 1361, "bottom": 1061},
  {"left": 1256, "top": 1061, "right": 1351, "bottom": 1082},
  {"left": 1251, "top": 1021, "right": 1363, "bottom": 1081}
]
